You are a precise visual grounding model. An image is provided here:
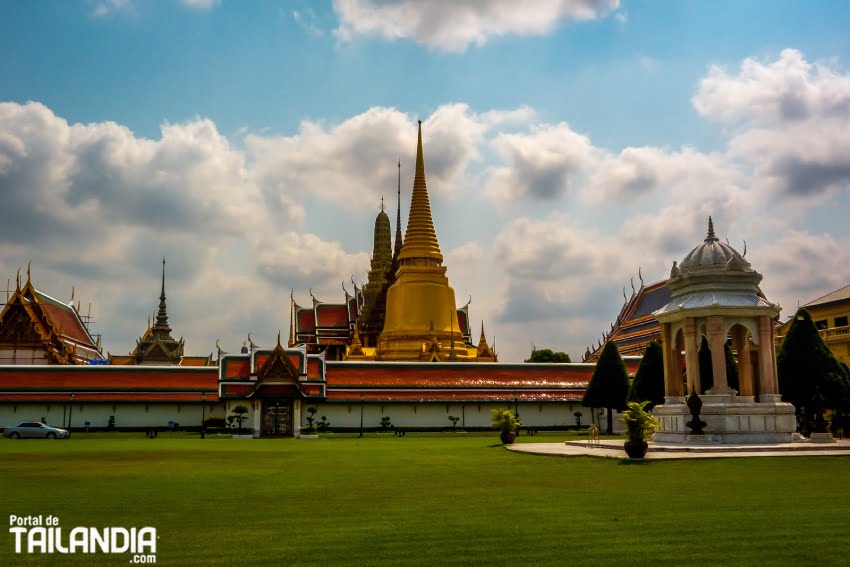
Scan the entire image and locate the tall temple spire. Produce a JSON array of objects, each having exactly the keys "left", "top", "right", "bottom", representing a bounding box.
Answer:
[
  {"left": 153, "top": 258, "right": 172, "bottom": 336},
  {"left": 393, "top": 158, "right": 403, "bottom": 260},
  {"left": 705, "top": 216, "right": 718, "bottom": 242},
  {"left": 378, "top": 120, "right": 464, "bottom": 361},
  {"left": 398, "top": 120, "right": 443, "bottom": 266}
]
